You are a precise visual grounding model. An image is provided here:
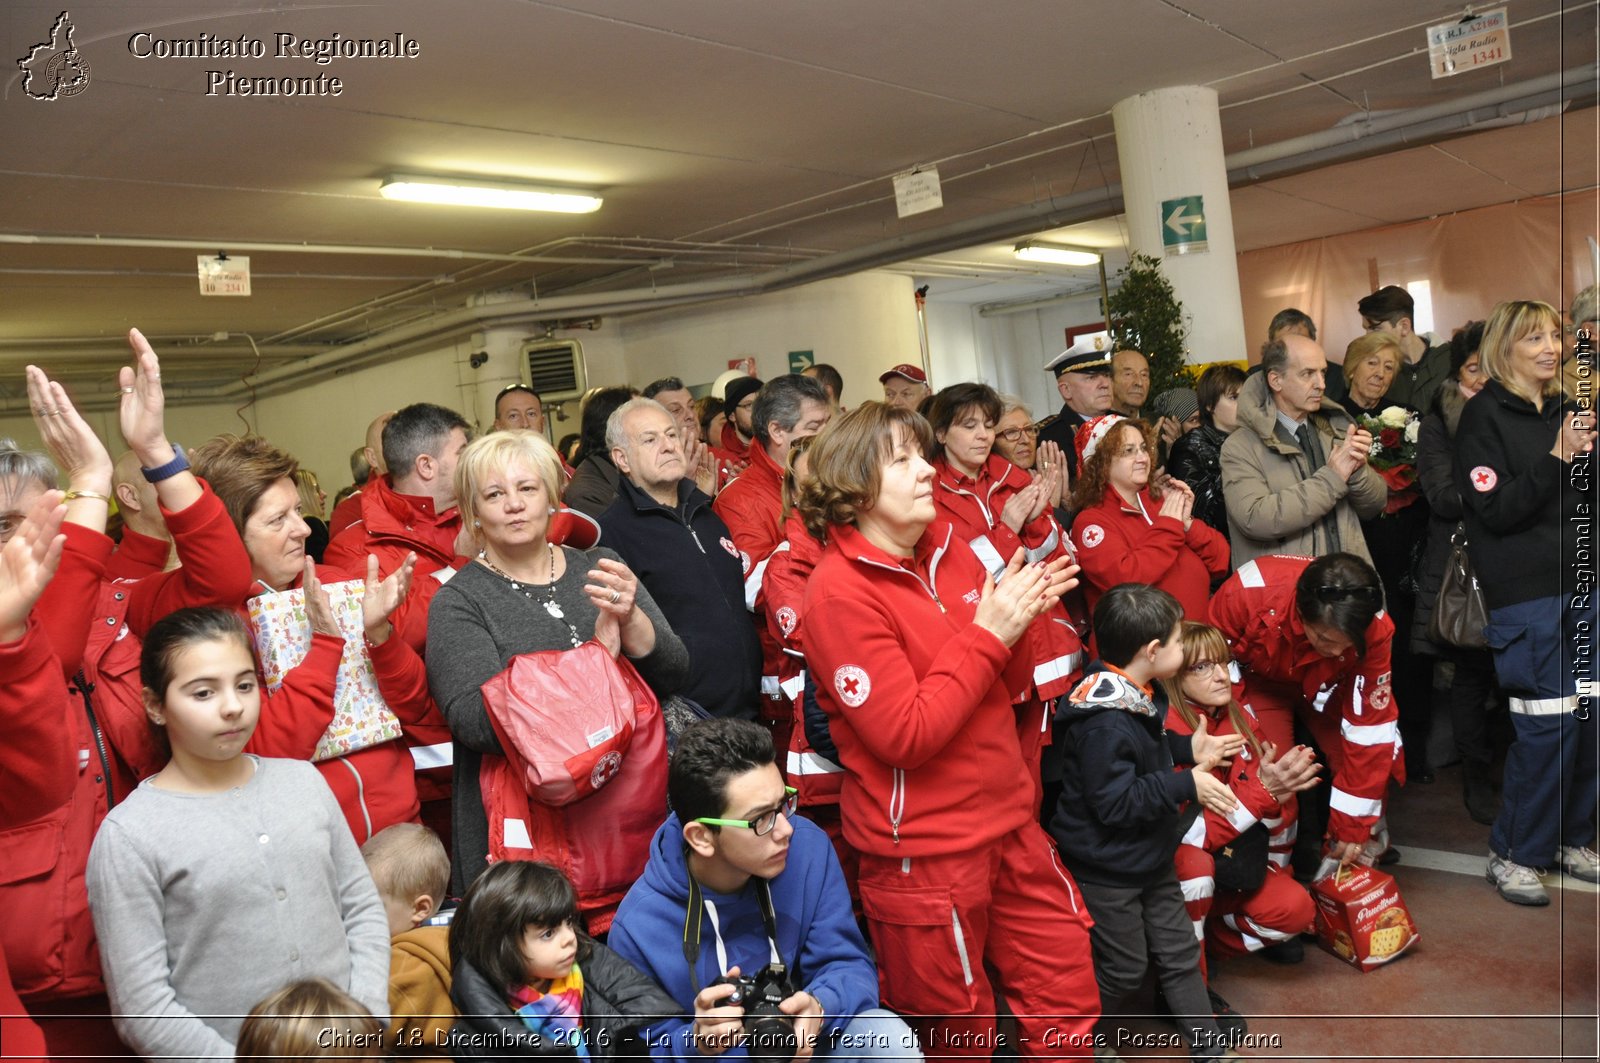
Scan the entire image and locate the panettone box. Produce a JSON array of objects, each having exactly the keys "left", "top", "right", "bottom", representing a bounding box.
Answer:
[{"left": 1312, "top": 864, "right": 1419, "bottom": 971}]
